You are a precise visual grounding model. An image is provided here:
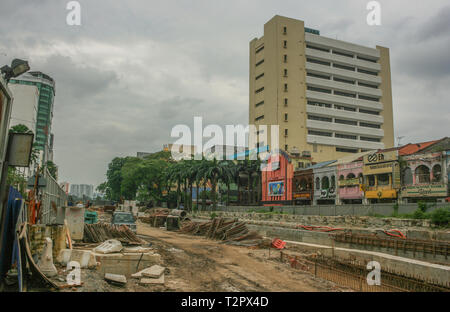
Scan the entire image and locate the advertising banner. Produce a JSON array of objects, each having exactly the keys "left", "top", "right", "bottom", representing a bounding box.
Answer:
[
  {"left": 363, "top": 150, "right": 398, "bottom": 165},
  {"left": 338, "top": 178, "right": 359, "bottom": 186},
  {"left": 293, "top": 193, "right": 310, "bottom": 199},
  {"left": 363, "top": 162, "right": 394, "bottom": 175},
  {"left": 268, "top": 181, "right": 284, "bottom": 196},
  {"left": 401, "top": 184, "right": 447, "bottom": 197}
]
